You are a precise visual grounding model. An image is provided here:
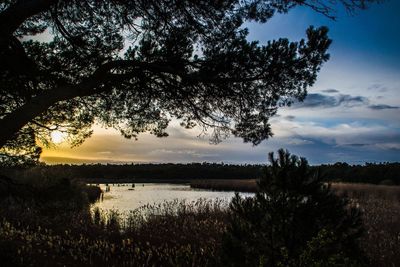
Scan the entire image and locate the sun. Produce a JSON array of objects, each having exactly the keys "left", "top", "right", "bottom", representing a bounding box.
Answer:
[{"left": 50, "top": 131, "right": 66, "bottom": 144}]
